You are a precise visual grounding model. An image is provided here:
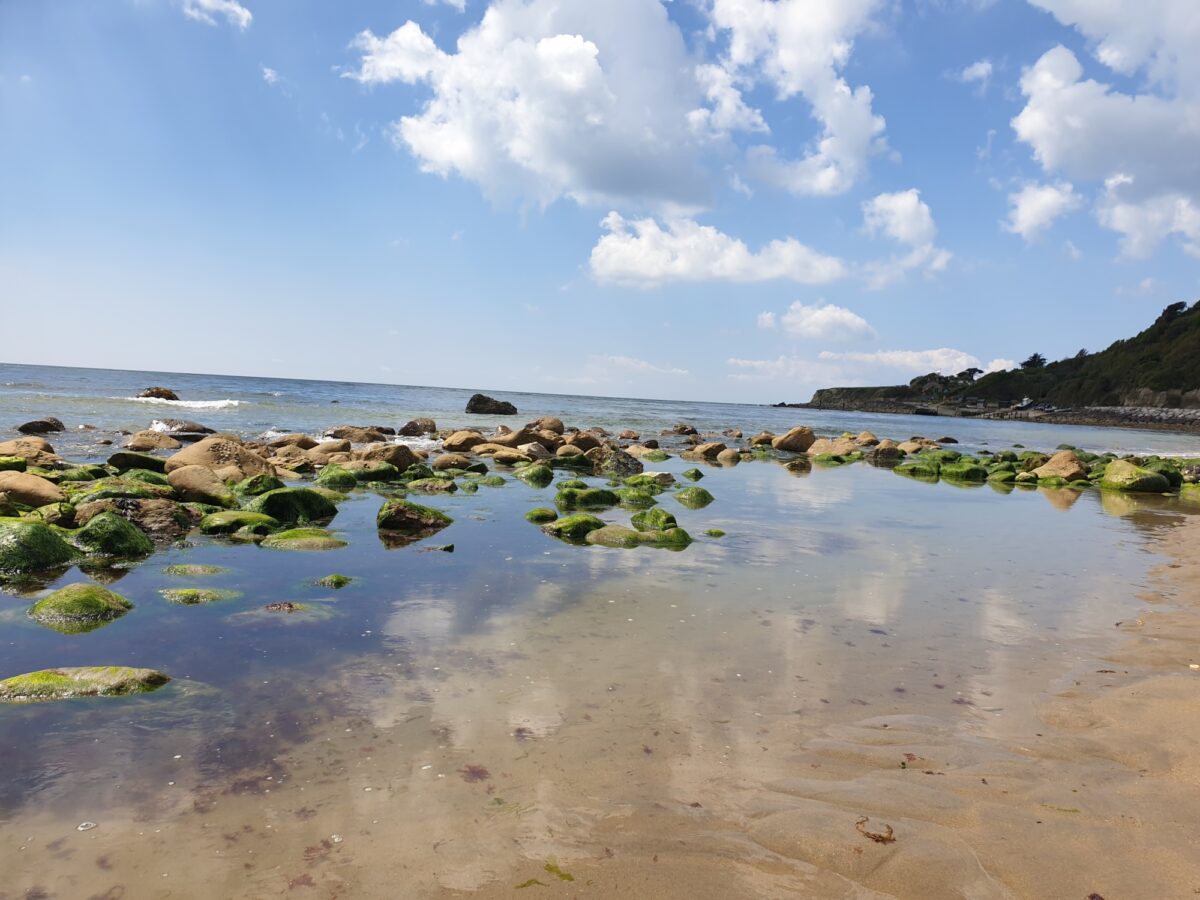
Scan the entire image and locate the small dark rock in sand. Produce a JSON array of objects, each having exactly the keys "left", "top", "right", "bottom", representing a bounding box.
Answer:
[
  {"left": 139, "top": 387, "right": 179, "bottom": 401},
  {"left": 465, "top": 393, "right": 517, "bottom": 415}
]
